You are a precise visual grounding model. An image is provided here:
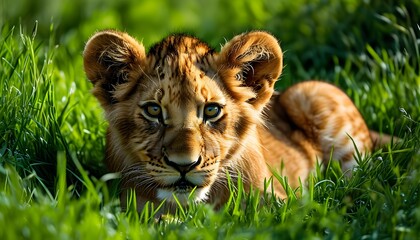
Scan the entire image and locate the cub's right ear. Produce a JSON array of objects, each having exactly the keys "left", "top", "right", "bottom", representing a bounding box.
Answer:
[{"left": 83, "top": 30, "right": 146, "bottom": 108}]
